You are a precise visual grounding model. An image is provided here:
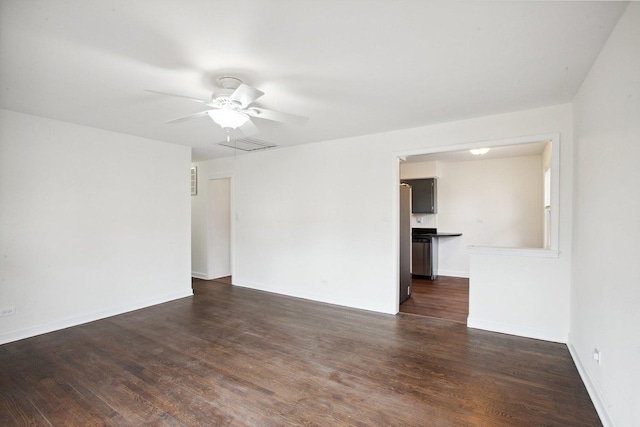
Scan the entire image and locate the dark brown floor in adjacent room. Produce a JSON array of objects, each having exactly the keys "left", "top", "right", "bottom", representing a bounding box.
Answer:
[
  {"left": 211, "top": 275, "right": 232, "bottom": 285},
  {"left": 400, "top": 275, "right": 470, "bottom": 323},
  {"left": 0, "top": 278, "right": 600, "bottom": 426}
]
